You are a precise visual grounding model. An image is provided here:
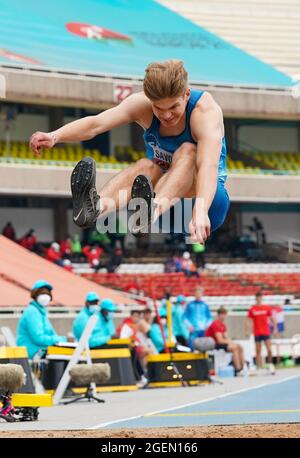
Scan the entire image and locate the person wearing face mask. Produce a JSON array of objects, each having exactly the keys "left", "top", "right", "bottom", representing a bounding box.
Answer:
[
  {"left": 73, "top": 294, "right": 117, "bottom": 348},
  {"left": 16, "top": 280, "right": 67, "bottom": 359}
]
